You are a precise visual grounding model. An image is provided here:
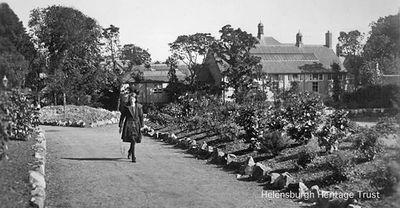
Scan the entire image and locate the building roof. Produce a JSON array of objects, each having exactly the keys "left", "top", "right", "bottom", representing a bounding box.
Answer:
[
  {"left": 122, "top": 64, "right": 188, "bottom": 83},
  {"left": 251, "top": 37, "right": 345, "bottom": 74}
]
